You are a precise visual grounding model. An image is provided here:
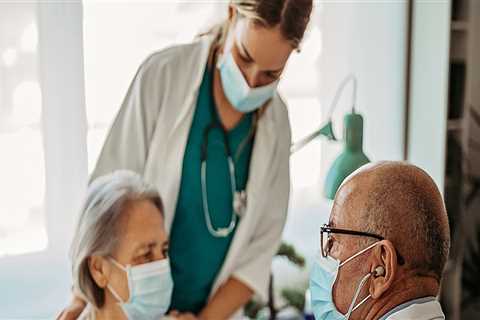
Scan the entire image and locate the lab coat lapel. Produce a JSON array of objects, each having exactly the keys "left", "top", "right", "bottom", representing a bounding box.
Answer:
[{"left": 161, "top": 38, "right": 212, "bottom": 232}]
